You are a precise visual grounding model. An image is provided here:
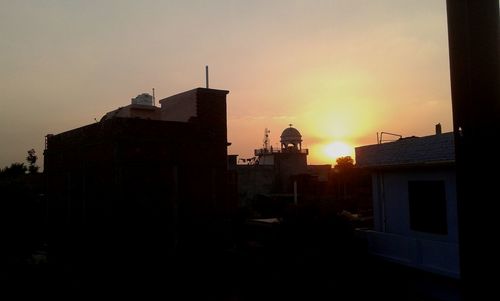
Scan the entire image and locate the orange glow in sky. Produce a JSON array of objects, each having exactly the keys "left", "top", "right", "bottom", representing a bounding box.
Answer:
[
  {"left": 306, "top": 140, "right": 354, "bottom": 165},
  {"left": 0, "top": 1, "right": 453, "bottom": 169},
  {"left": 323, "top": 141, "right": 354, "bottom": 162}
]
